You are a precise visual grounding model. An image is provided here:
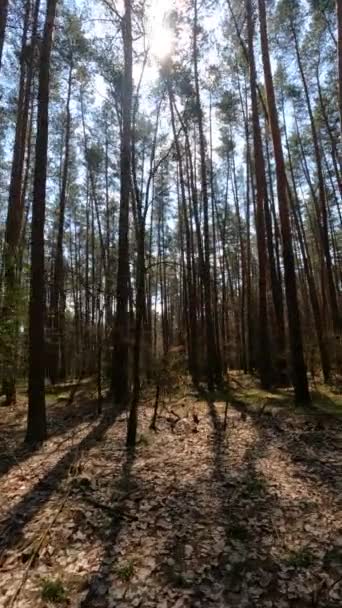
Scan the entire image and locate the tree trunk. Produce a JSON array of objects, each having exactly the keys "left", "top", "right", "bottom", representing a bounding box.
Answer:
[
  {"left": 1, "top": 0, "right": 40, "bottom": 405},
  {"left": 112, "top": 0, "right": 132, "bottom": 405},
  {"left": 126, "top": 226, "right": 144, "bottom": 447},
  {"left": 258, "top": 0, "right": 310, "bottom": 404},
  {"left": 193, "top": 0, "right": 222, "bottom": 389},
  {"left": 337, "top": 0, "right": 342, "bottom": 128},
  {"left": 0, "top": 0, "right": 9, "bottom": 70},
  {"left": 168, "top": 83, "right": 198, "bottom": 383},
  {"left": 246, "top": 0, "right": 273, "bottom": 390},
  {"left": 291, "top": 16, "right": 340, "bottom": 333},
  {"left": 26, "top": 0, "right": 58, "bottom": 444},
  {"left": 49, "top": 62, "right": 72, "bottom": 385}
]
